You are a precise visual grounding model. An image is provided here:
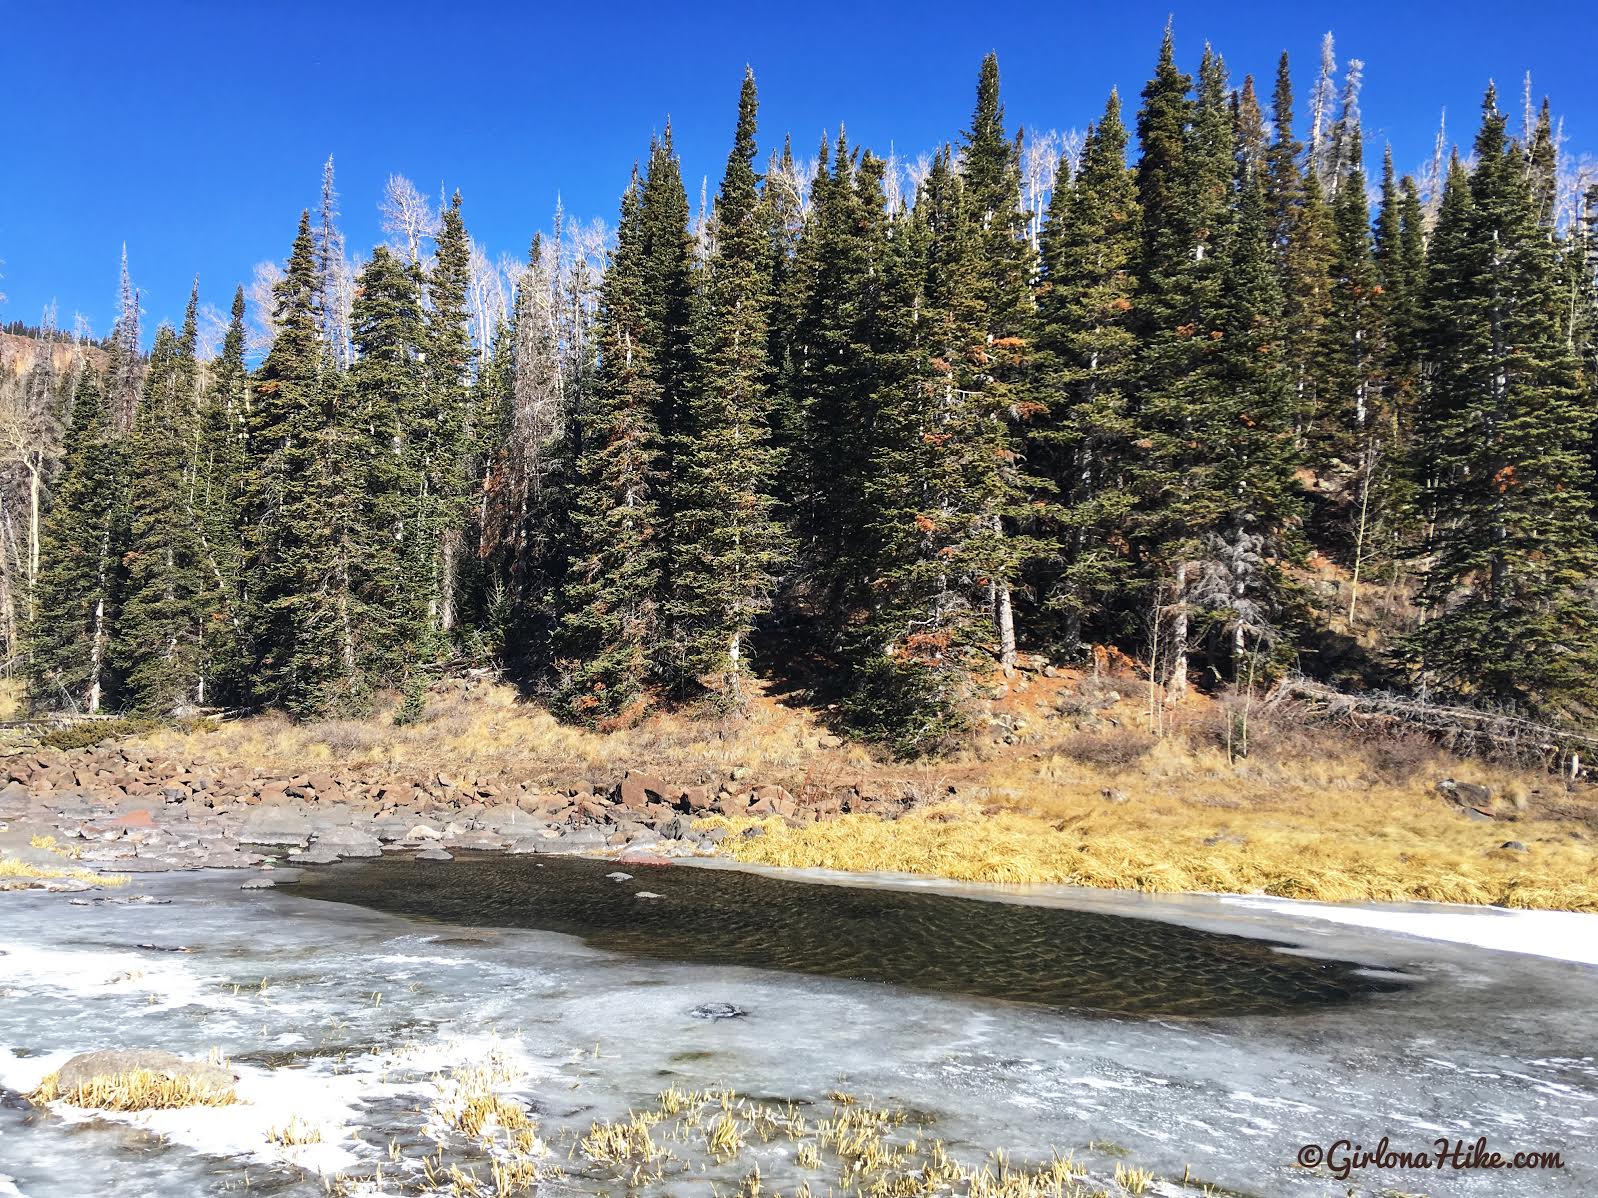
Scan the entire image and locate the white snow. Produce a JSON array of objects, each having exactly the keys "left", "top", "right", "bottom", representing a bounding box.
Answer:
[{"left": 1219, "top": 894, "right": 1598, "bottom": 965}]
